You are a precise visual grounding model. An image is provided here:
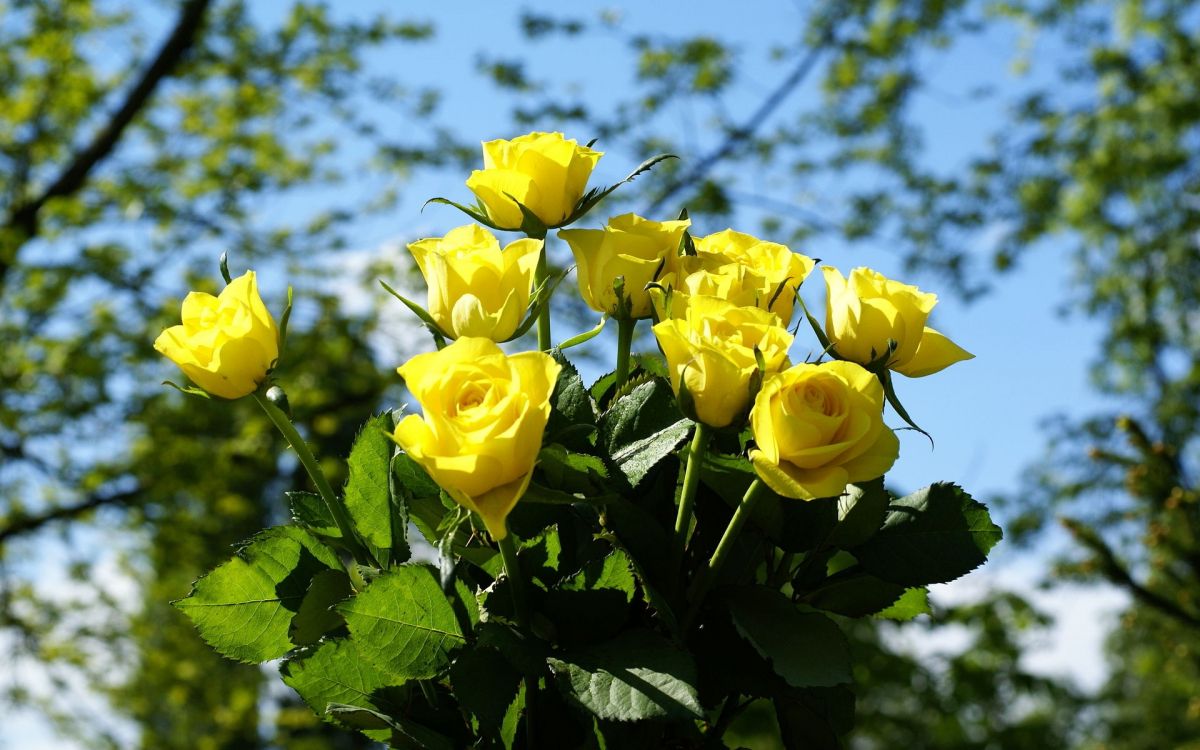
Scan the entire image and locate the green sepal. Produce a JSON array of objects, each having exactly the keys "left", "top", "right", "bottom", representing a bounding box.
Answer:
[
  {"left": 379, "top": 279, "right": 453, "bottom": 342},
  {"left": 218, "top": 251, "right": 233, "bottom": 284},
  {"left": 161, "top": 380, "right": 212, "bottom": 399},
  {"left": 423, "top": 196, "right": 505, "bottom": 231},
  {"left": 506, "top": 265, "right": 570, "bottom": 342},
  {"left": 275, "top": 285, "right": 294, "bottom": 361},
  {"left": 507, "top": 193, "right": 550, "bottom": 239},
  {"left": 795, "top": 292, "right": 833, "bottom": 355},
  {"left": 558, "top": 314, "right": 607, "bottom": 350},
  {"left": 556, "top": 153, "right": 678, "bottom": 229},
  {"left": 878, "top": 367, "right": 933, "bottom": 444}
]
